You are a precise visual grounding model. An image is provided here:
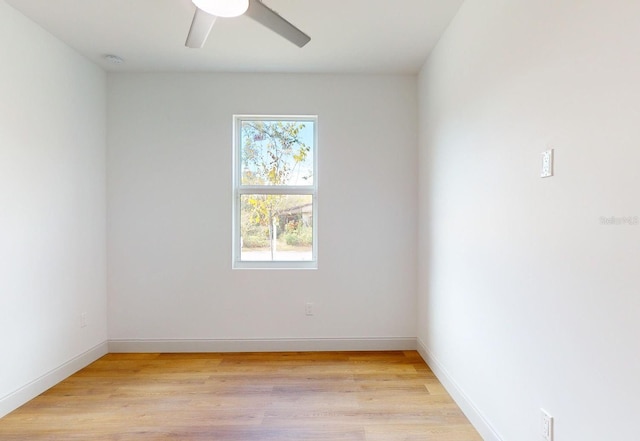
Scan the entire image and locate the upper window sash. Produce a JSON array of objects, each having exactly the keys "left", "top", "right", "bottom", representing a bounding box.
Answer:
[{"left": 235, "top": 116, "right": 317, "bottom": 188}]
